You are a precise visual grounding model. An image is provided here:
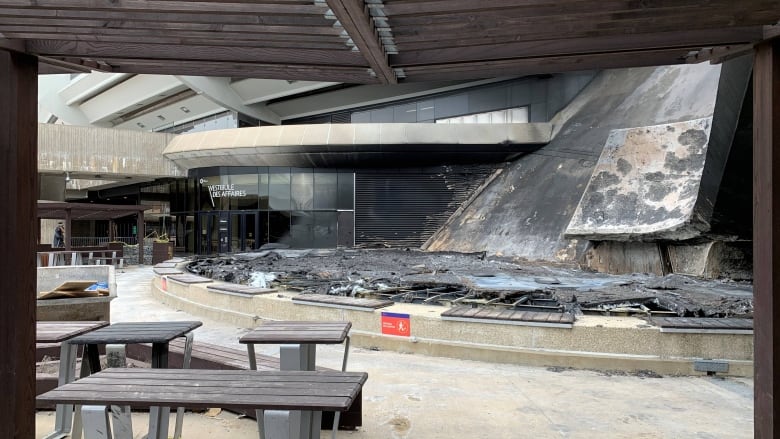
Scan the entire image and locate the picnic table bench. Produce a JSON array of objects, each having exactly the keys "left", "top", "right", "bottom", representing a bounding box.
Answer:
[
  {"left": 37, "top": 368, "right": 367, "bottom": 439},
  {"left": 125, "top": 337, "right": 363, "bottom": 430}
]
